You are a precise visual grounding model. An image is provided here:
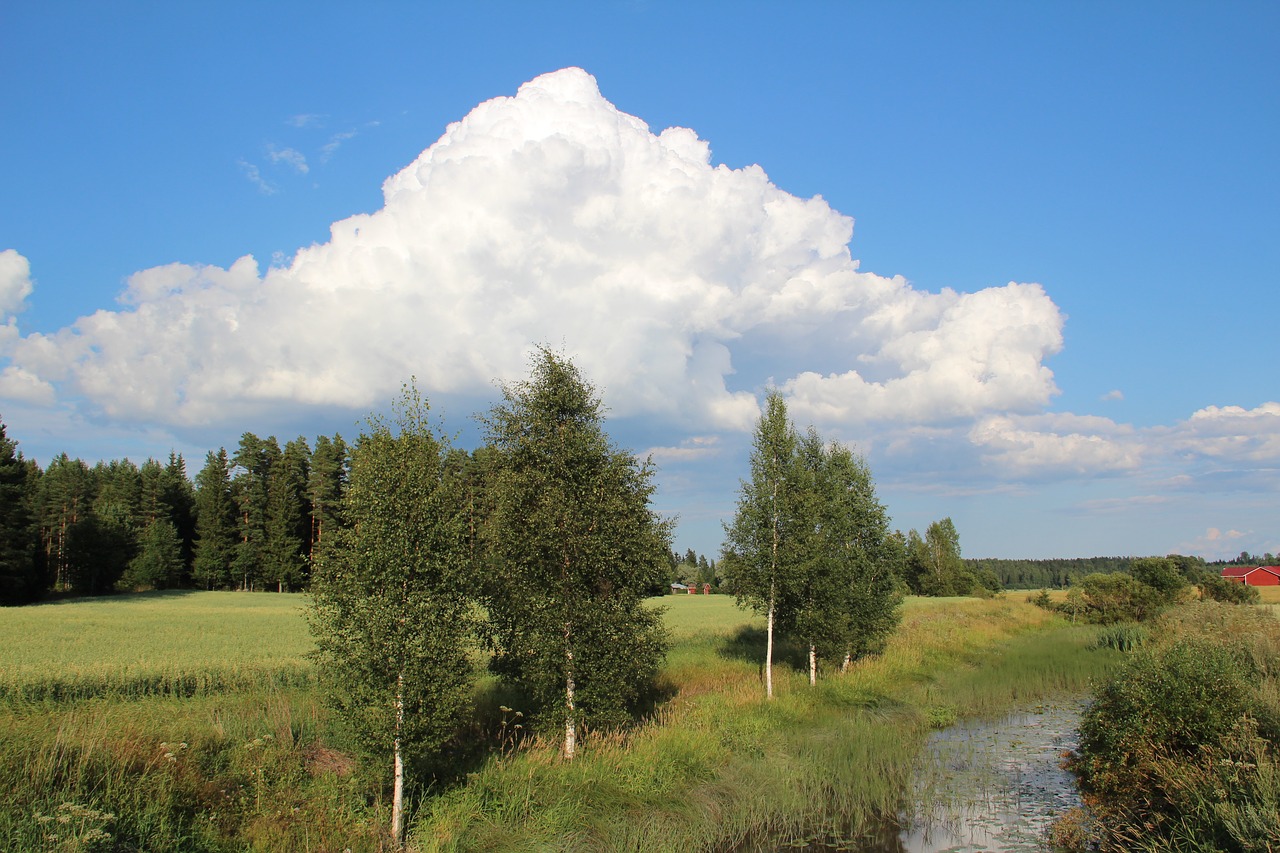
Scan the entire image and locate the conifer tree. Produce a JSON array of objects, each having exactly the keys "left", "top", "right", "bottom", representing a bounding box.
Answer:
[
  {"left": 263, "top": 437, "right": 310, "bottom": 591},
  {"left": 0, "top": 419, "right": 39, "bottom": 604},
  {"left": 231, "top": 433, "right": 279, "bottom": 589},
  {"left": 307, "top": 434, "right": 348, "bottom": 558},
  {"left": 124, "top": 518, "right": 184, "bottom": 589},
  {"left": 193, "top": 449, "right": 237, "bottom": 589}
]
